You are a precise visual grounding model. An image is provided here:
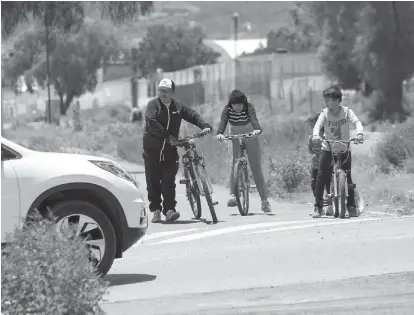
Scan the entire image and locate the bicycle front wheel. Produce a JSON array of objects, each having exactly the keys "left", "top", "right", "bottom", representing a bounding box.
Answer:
[
  {"left": 185, "top": 164, "right": 202, "bottom": 219},
  {"left": 196, "top": 164, "right": 218, "bottom": 224},
  {"left": 234, "top": 159, "right": 250, "bottom": 216},
  {"left": 338, "top": 171, "right": 347, "bottom": 219}
]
